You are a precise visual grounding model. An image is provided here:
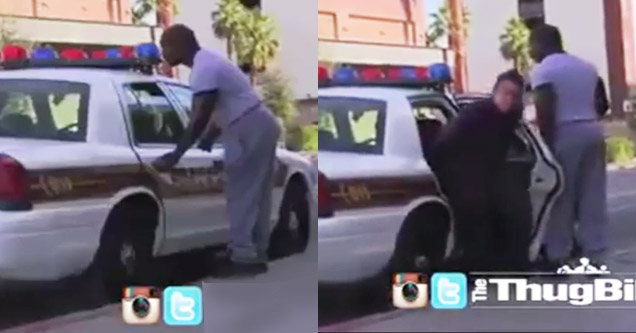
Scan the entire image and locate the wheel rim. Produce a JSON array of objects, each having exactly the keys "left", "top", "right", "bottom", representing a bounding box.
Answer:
[{"left": 120, "top": 242, "right": 136, "bottom": 277}]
